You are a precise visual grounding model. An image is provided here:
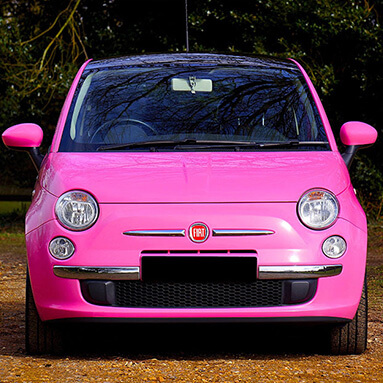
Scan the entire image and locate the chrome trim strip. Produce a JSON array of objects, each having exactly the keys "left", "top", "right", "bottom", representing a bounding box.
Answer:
[
  {"left": 258, "top": 265, "right": 342, "bottom": 280},
  {"left": 53, "top": 266, "right": 140, "bottom": 280},
  {"left": 123, "top": 230, "right": 185, "bottom": 237},
  {"left": 212, "top": 229, "right": 274, "bottom": 236}
]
